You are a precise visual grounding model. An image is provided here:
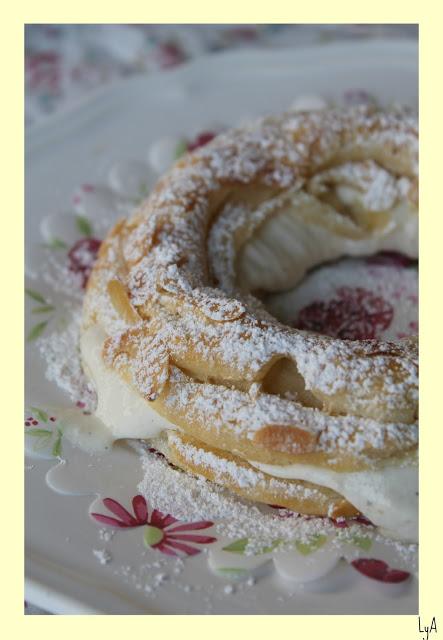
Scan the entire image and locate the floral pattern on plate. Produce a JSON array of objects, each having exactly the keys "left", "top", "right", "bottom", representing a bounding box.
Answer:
[
  {"left": 24, "top": 404, "right": 416, "bottom": 586},
  {"left": 92, "top": 495, "right": 216, "bottom": 557}
]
